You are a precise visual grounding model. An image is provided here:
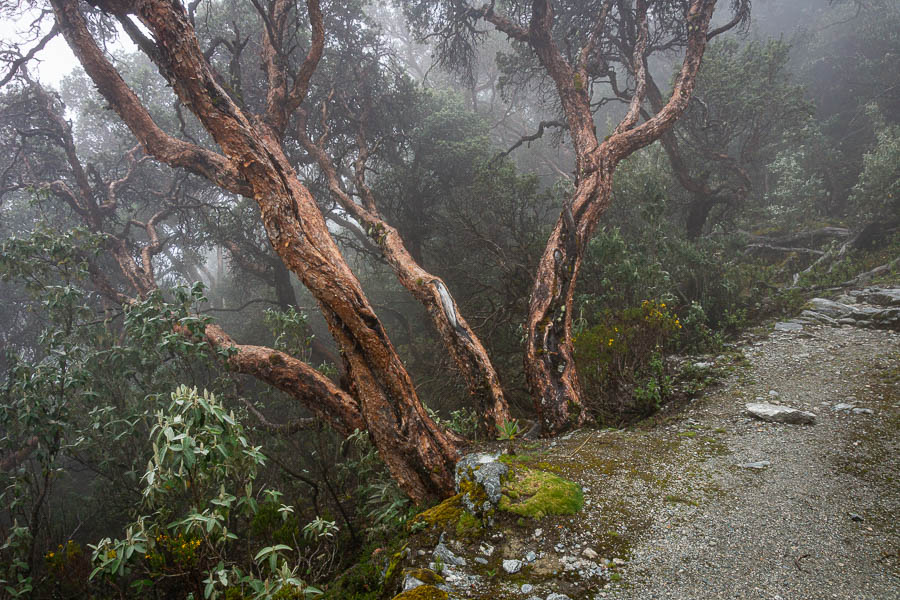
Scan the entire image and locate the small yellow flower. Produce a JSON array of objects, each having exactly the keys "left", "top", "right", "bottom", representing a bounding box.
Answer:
[{"left": 48, "top": 552, "right": 54, "bottom": 558}]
